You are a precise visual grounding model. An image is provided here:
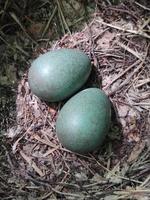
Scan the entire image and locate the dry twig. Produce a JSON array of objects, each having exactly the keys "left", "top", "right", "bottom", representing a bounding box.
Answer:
[
  {"left": 97, "top": 20, "right": 150, "bottom": 39},
  {"left": 20, "top": 150, "right": 44, "bottom": 177}
]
